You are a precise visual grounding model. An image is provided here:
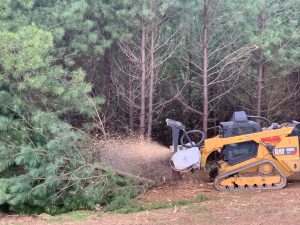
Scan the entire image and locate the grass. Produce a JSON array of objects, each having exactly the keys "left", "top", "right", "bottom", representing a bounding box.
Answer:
[
  {"left": 43, "top": 194, "right": 209, "bottom": 222},
  {"left": 46, "top": 211, "right": 102, "bottom": 223},
  {"left": 113, "top": 194, "right": 208, "bottom": 214},
  {"left": 5, "top": 195, "right": 209, "bottom": 224},
  {"left": 69, "top": 212, "right": 90, "bottom": 221},
  {"left": 47, "top": 217, "right": 66, "bottom": 223},
  {"left": 185, "top": 204, "right": 209, "bottom": 213}
]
